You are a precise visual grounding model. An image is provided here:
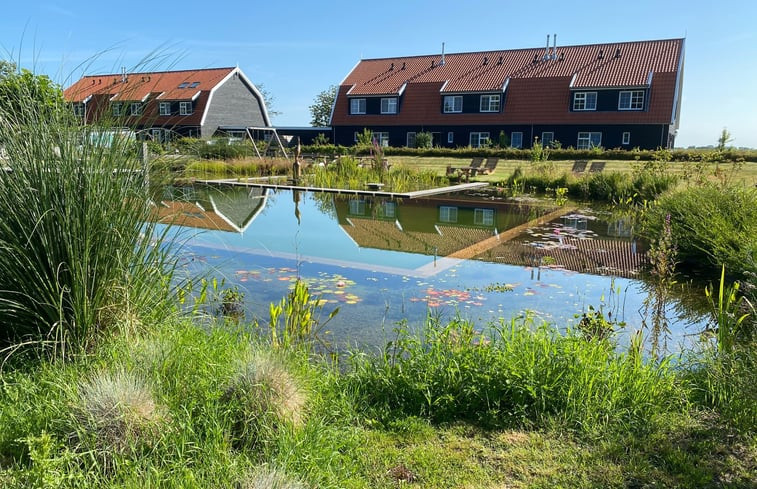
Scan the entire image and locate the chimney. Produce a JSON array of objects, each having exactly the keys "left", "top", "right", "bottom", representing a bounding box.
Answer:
[
  {"left": 390, "top": 62, "right": 394, "bottom": 70},
  {"left": 615, "top": 48, "right": 621, "bottom": 58},
  {"left": 552, "top": 34, "right": 557, "bottom": 60},
  {"left": 121, "top": 67, "right": 127, "bottom": 83},
  {"left": 401, "top": 62, "right": 406, "bottom": 70},
  {"left": 441, "top": 42, "right": 446, "bottom": 66},
  {"left": 483, "top": 56, "right": 488, "bottom": 65},
  {"left": 598, "top": 49, "right": 604, "bottom": 60},
  {"left": 544, "top": 34, "right": 550, "bottom": 61}
]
